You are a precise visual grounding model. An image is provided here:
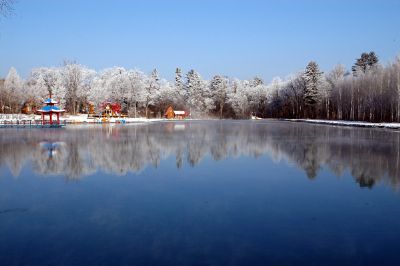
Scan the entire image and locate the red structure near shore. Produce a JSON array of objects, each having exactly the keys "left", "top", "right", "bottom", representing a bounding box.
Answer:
[
  {"left": 37, "top": 95, "right": 65, "bottom": 126},
  {"left": 164, "top": 106, "right": 188, "bottom": 119}
]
